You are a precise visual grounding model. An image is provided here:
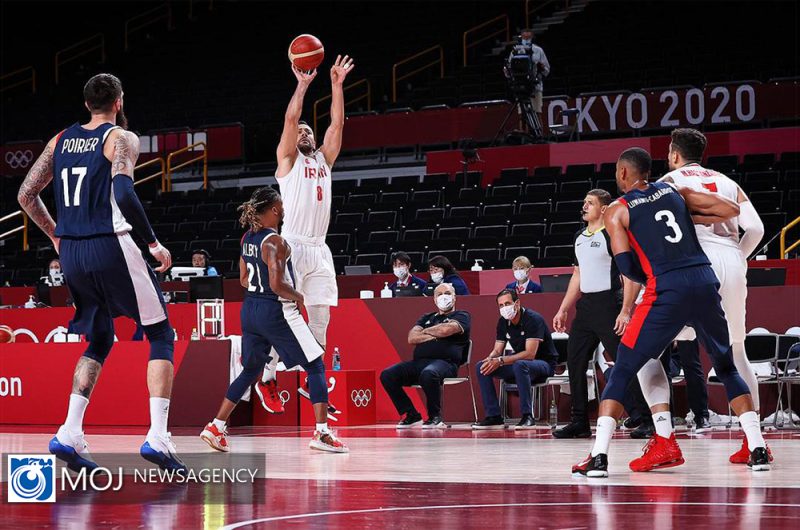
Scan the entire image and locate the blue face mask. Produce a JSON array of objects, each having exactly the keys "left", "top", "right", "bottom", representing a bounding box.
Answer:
[{"left": 521, "top": 39, "right": 532, "bottom": 46}]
